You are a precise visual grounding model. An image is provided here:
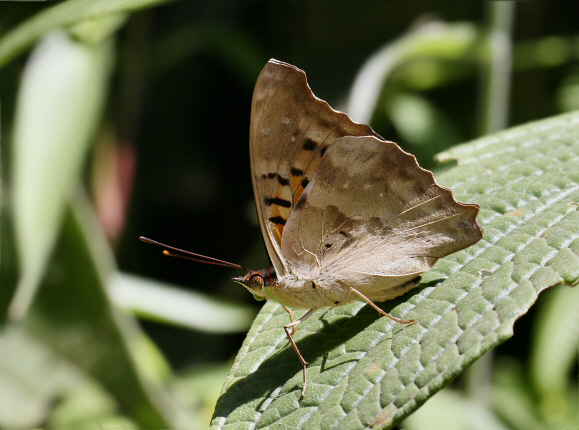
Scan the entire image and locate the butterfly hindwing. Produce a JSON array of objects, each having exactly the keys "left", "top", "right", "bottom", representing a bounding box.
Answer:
[
  {"left": 281, "top": 136, "right": 482, "bottom": 298},
  {"left": 250, "top": 60, "right": 377, "bottom": 275}
]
